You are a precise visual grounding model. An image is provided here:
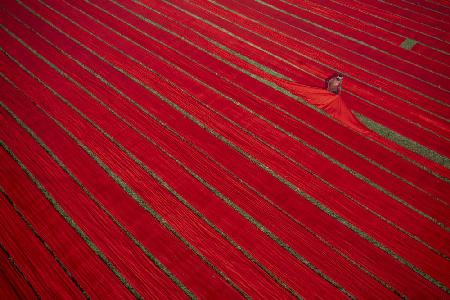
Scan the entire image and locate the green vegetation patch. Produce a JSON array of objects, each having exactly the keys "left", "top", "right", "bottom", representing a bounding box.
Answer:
[
  {"left": 356, "top": 113, "right": 450, "bottom": 169},
  {"left": 400, "top": 38, "right": 417, "bottom": 50}
]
